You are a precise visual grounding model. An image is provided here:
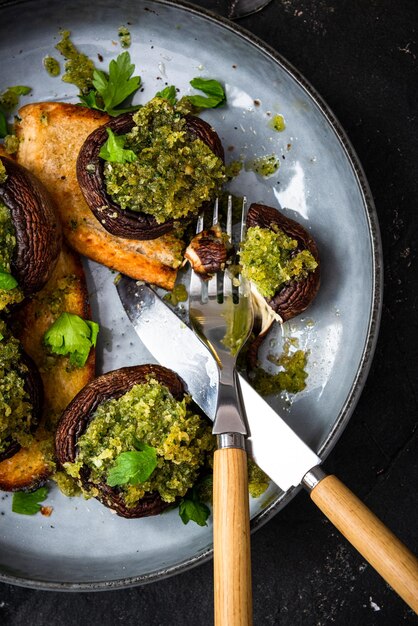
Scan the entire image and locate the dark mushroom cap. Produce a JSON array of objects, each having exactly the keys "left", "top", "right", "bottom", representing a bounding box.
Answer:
[
  {"left": 76, "top": 112, "right": 225, "bottom": 240},
  {"left": 0, "top": 350, "right": 43, "bottom": 463},
  {"left": 55, "top": 364, "right": 188, "bottom": 518},
  {"left": 184, "top": 223, "right": 229, "bottom": 279},
  {"left": 0, "top": 156, "right": 61, "bottom": 296},
  {"left": 246, "top": 203, "right": 320, "bottom": 367}
]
